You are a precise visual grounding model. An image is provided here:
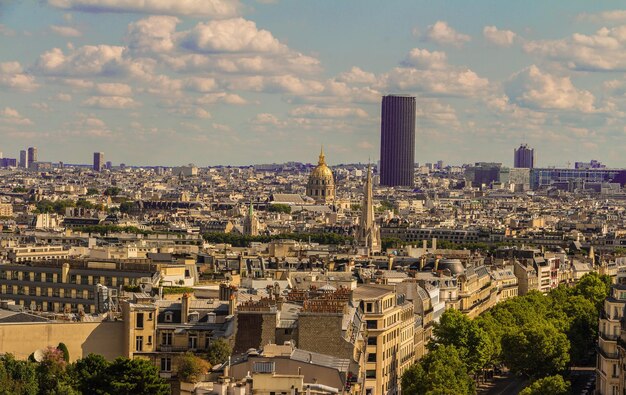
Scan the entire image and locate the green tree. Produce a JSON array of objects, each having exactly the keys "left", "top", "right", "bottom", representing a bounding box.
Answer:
[
  {"left": 401, "top": 345, "right": 475, "bottom": 395},
  {"left": 207, "top": 339, "right": 232, "bottom": 365},
  {"left": 176, "top": 352, "right": 211, "bottom": 383},
  {"left": 37, "top": 347, "right": 76, "bottom": 395},
  {"left": 268, "top": 204, "right": 291, "bottom": 214},
  {"left": 502, "top": 323, "right": 570, "bottom": 379},
  {"left": 69, "top": 354, "right": 110, "bottom": 394},
  {"left": 86, "top": 188, "right": 100, "bottom": 196},
  {"left": 572, "top": 272, "right": 611, "bottom": 309},
  {"left": 106, "top": 357, "right": 169, "bottom": 395},
  {"left": 57, "top": 343, "right": 70, "bottom": 363},
  {"left": 119, "top": 201, "right": 135, "bottom": 214},
  {"left": 103, "top": 187, "right": 122, "bottom": 196},
  {"left": 519, "top": 375, "right": 570, "bottom": 395},
  {"left": 431, "top": 309, "right": 493, "bottom": 373},
  {"left": 0, "top": 353, "right": 38, "bottom": 395}
]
